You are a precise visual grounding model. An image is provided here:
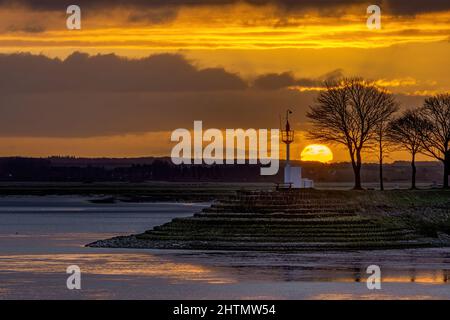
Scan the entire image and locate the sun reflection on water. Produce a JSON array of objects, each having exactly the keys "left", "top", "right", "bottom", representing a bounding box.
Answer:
[
  {"left": 0, "top": 253, "right": 235, "bottom": 284},
  {"left": 311, "top": 293, "right": 436, "bottom": 300}
]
